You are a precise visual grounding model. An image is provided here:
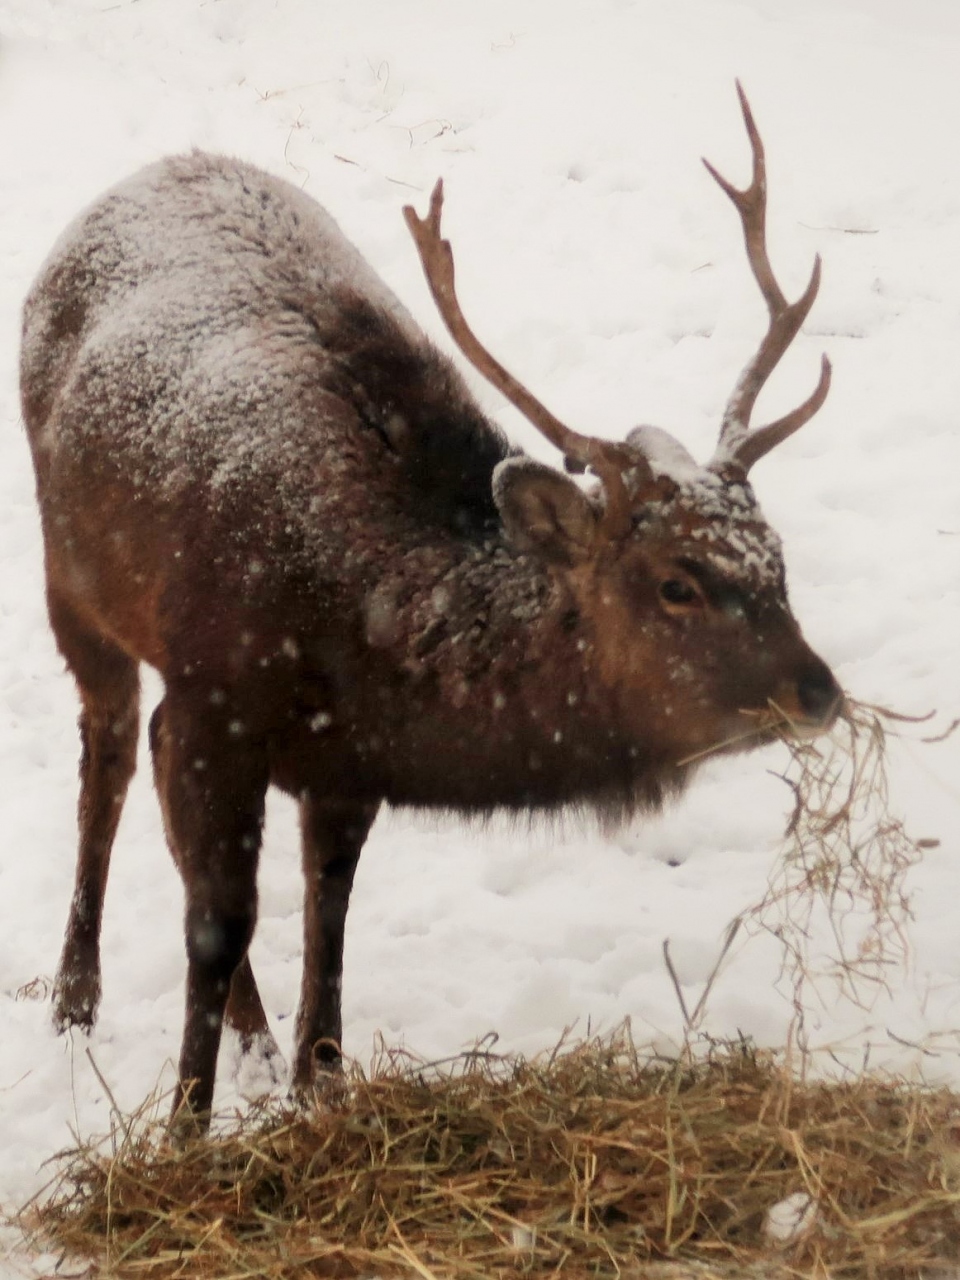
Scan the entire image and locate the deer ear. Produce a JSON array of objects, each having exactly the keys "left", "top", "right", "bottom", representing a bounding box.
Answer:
[{"left": 493, "top": 458, "right": 598, "bottom": 565}]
